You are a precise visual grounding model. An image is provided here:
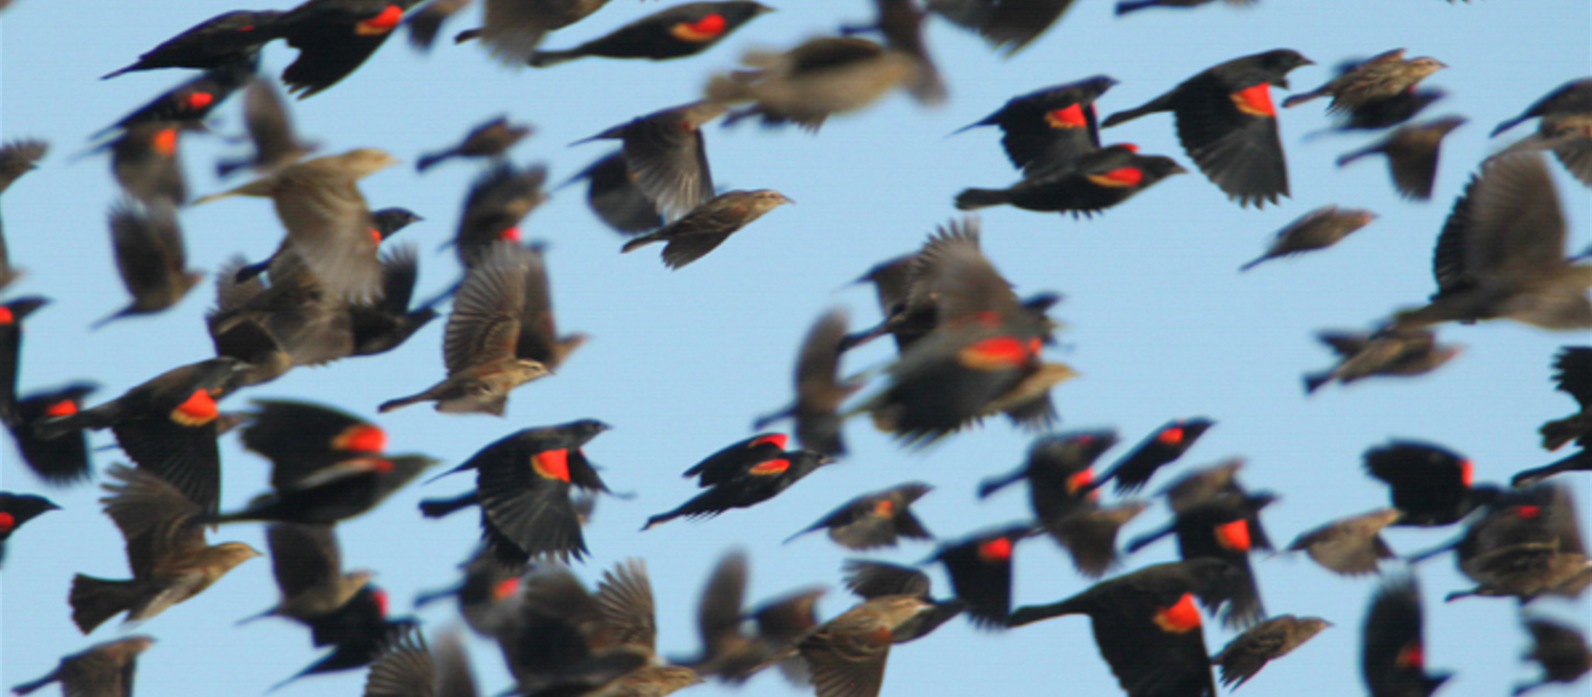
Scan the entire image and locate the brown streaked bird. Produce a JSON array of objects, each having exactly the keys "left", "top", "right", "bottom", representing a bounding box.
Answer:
[
  {"left": 361, "top": 624, "right": 482, "bottom": 697},
  {"left": 0, "top": 492, "right": 59, "bottom": 567},
  {"left": 1516, "top": 617, "right": 1591, "bottom": 696},
  {"left": 1239, "top": 205, "right": 1376, "bottom": 272},
  {"left": 564, "top": 151, "right": 665, "bottom": 235},
  {"left": 1102, "top": 49, "right": 1314, "bottom": 208},
  {"left": 100, "top": 10, "right": 278, "bottom": 78},
  {"left": 241, "top": 522, "right": 373, "bottom": 626},
  {"left": 1338, "top": 116, "right": 1466, "bottom": 200},
  {"left": 381, "top": 241, "right": 571, "bottom": 415},
  {"left": 6, "top": 383, "right": 98, "bottom": 486},
  {"left": 1394, "top": 150, "right": 1592, "bottom": 330},
  {"left": 707, "top": 36, "right": 920, "bottom": 131},
  {"left": 0, "top": 139, "right": 48, "bottom": 291},
  {"left": 1538, "top": 346, "right": 1592, "bottom": 452},
  {"left": 193, "top": 147, "right": 402, "bottom": 304},
  {"left": 1009, "top": 559, "right": 1247, "bottom": 697},
  {"left": 69, "top": 464, "right": 262, "bottom": 634},
  {"left": 273, "top": 0, "right": 421, "bottom": 98},
  {"left": 1362, "top": 575, "right": 1451, "bottom": 697},
  {"left": 790, "top": 595, "right": 936, "bottom": 697},
  {"left": 1285, "top": 507, "right": 1401, "bottom": 576},
  {"left": 452, "top": 161, "right": 548, "bottom": 268},
  {"left": 839, "top": 560, "right": 965, "bottom": 643},
  {"left": 206, "top": 255, "right": 349, "bottom": 383},
  {"left": 576, "top": 102, "right": 725, "bottom": 222},
  {"left": 924, "top": 0, "right": 1080, "bottom": 56},
  {"left": 1211, "top": 615, "right": 1331, "bottom": 690},
  {"left": 840, "top": 0, "right": 945, "bottom": 106},
  {"left": 94, "top": 199, "right": 202, "bottom": 329},
  {"left": 405, "top": 0, "right": 473, "bottom": 51},
  {"left": 676, "top": 549, "right": 824, "bottom": 683},
  {"left": 785, "top": 482, "right": 934, "bottom": 550},
  {"left": 217, "top": 77, "right": 320, "bottom": 177},
  {"left": 1303, "top": 325, "right": 1460, "bottom": 394},
  {"left": 34, "top": 357, "right": 247, "bottom": 514},
  {"left": 1443, "top": 484, "right": 1591, "bottom": 603},
  {"left": 529, "top": 1, "right": 774, "bottom": 68},
  {"left": 754, "top": 307, "right": 863, "bottom": 456},
  {"left": 0, "top": 296, "right": 49, "bottom": 426},
  {"left": 110, "top": 121, "right": 194, "bottom": 207},
  {"left": 954, "top": 76, "right": 1118, "bottom": 176},
  {"left": 621, "top": 189, "right": 792, "bottom": 269},
  {"left": 418, "top": 116, "right": 532, "bottom": 172},
  {"left": 459, "top": 0, "right": 616, "bottom": 64},
  {"left": 10, "top": 635, "right": 156, "bottom": 697},
  {"left": 1283, "top": 49, "right": 1446, "bottom": 113}
]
